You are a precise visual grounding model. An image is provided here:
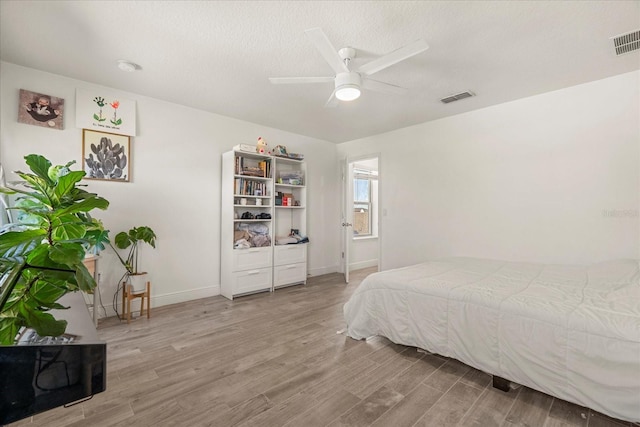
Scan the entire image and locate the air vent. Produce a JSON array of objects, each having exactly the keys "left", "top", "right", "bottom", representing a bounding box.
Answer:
[
  {"left": 440, "top": 91, "right": 475, "bottom": 104},
  {"left": 612, "top": 29, "right": 640, "bottom": 56}
]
